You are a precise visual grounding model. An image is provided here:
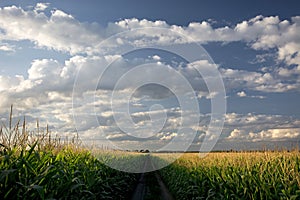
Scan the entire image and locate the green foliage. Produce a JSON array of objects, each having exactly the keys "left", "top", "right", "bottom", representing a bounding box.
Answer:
[
  {"left": 0, "top": 146, "right": 138, "bottom": 199},
  {"left": 159, "top": 152, "right": 300, "bottom": 200},
  {"left": 0, "top": 106, "right": 138, "bottom": 199}
]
